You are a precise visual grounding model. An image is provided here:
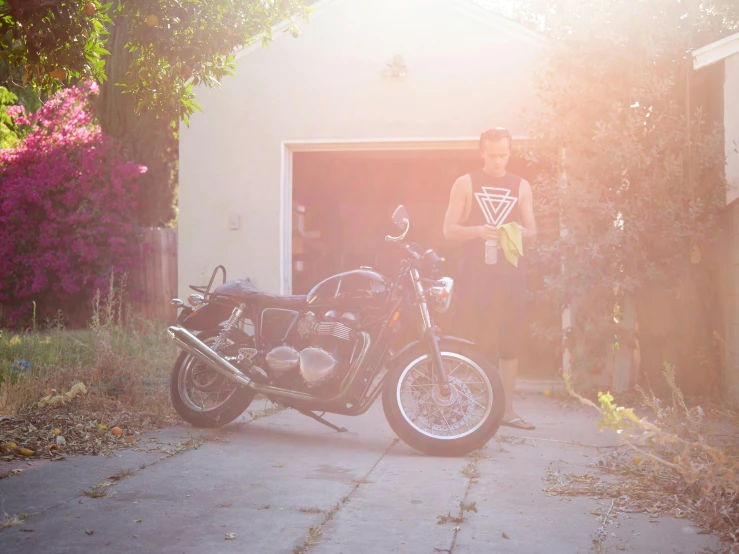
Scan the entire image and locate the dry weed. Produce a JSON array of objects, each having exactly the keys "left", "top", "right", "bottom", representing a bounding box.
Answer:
[
  {"left": 1, "top": 511, "right": 28, "bottom": 528},
  {"left": 0, "top": 275, "right": 178, "bottom": 459},
  {"left": 561, "top": 363, "right": 739, "bottom": 552}
]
